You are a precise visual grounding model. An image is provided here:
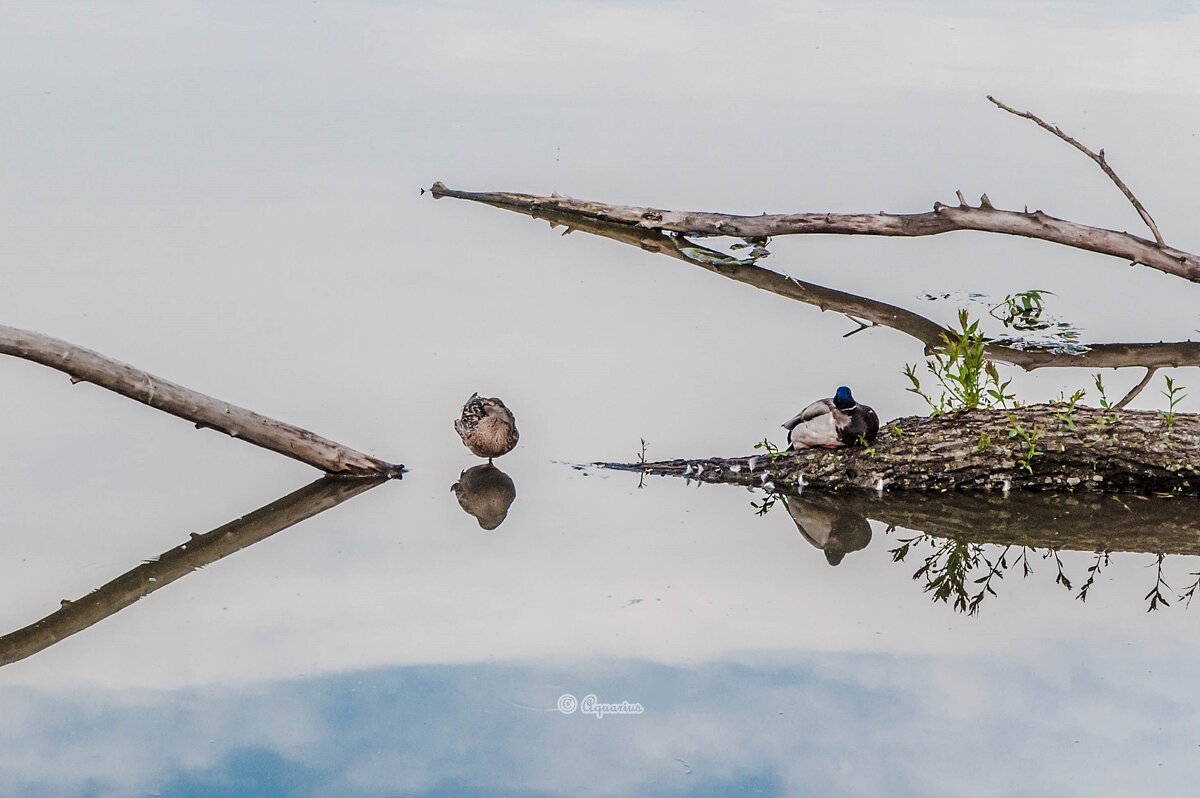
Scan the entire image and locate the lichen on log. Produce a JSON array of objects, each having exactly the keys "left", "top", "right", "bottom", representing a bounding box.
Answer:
[{"left": 597, "top": 406, "right": 1200, "bottom": 495}]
